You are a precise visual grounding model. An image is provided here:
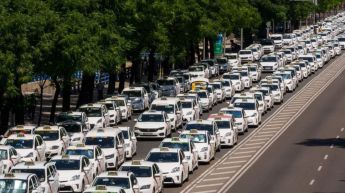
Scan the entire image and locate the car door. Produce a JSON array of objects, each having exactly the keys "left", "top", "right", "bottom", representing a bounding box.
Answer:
[
  {"left": 175, "top": 103, "right": 182, "bottom": 126},
  {"left": 35, "top": 136, "right": 45, "bottom": 161},
  {"left": 102, "top": 106, "right": 110, "bottom": 126},
  {"left": 213, "top": 123, "right": 220, "bottom": 148},
  {"left": 60, "top": 128, "right": 69, "bottom": 150},
  {"left": 143, "top": 89, "right": 149, "bottom": 107},
  {"left": 82, "top": 157, "right": 93, "bottom": 183},
  {"left": 116, "top": 134, "right": 125, "bottom": 163},
  {"left": 130, "top": 174, "right": 140, "bottom": 193},
  {"left": 129, "top": 129, "right": 137, "bottom": 154},
  {"left": 153, "top": 164, "right": 163, "bottom": 192},
  {"left": 190, "top": 142, "right": 198, "bottom": 168},
  {"left": 180, "top": 151, "right": 188, "bottom": 177},
  {"left": 95, "top": 146, "right": 106, "bottom": 172},
  {"left": 47, "top": 165, "right": 59, "bottom": 193},
  {"left": 9, "top": 148, "right": 20, "bottom": 167}
]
